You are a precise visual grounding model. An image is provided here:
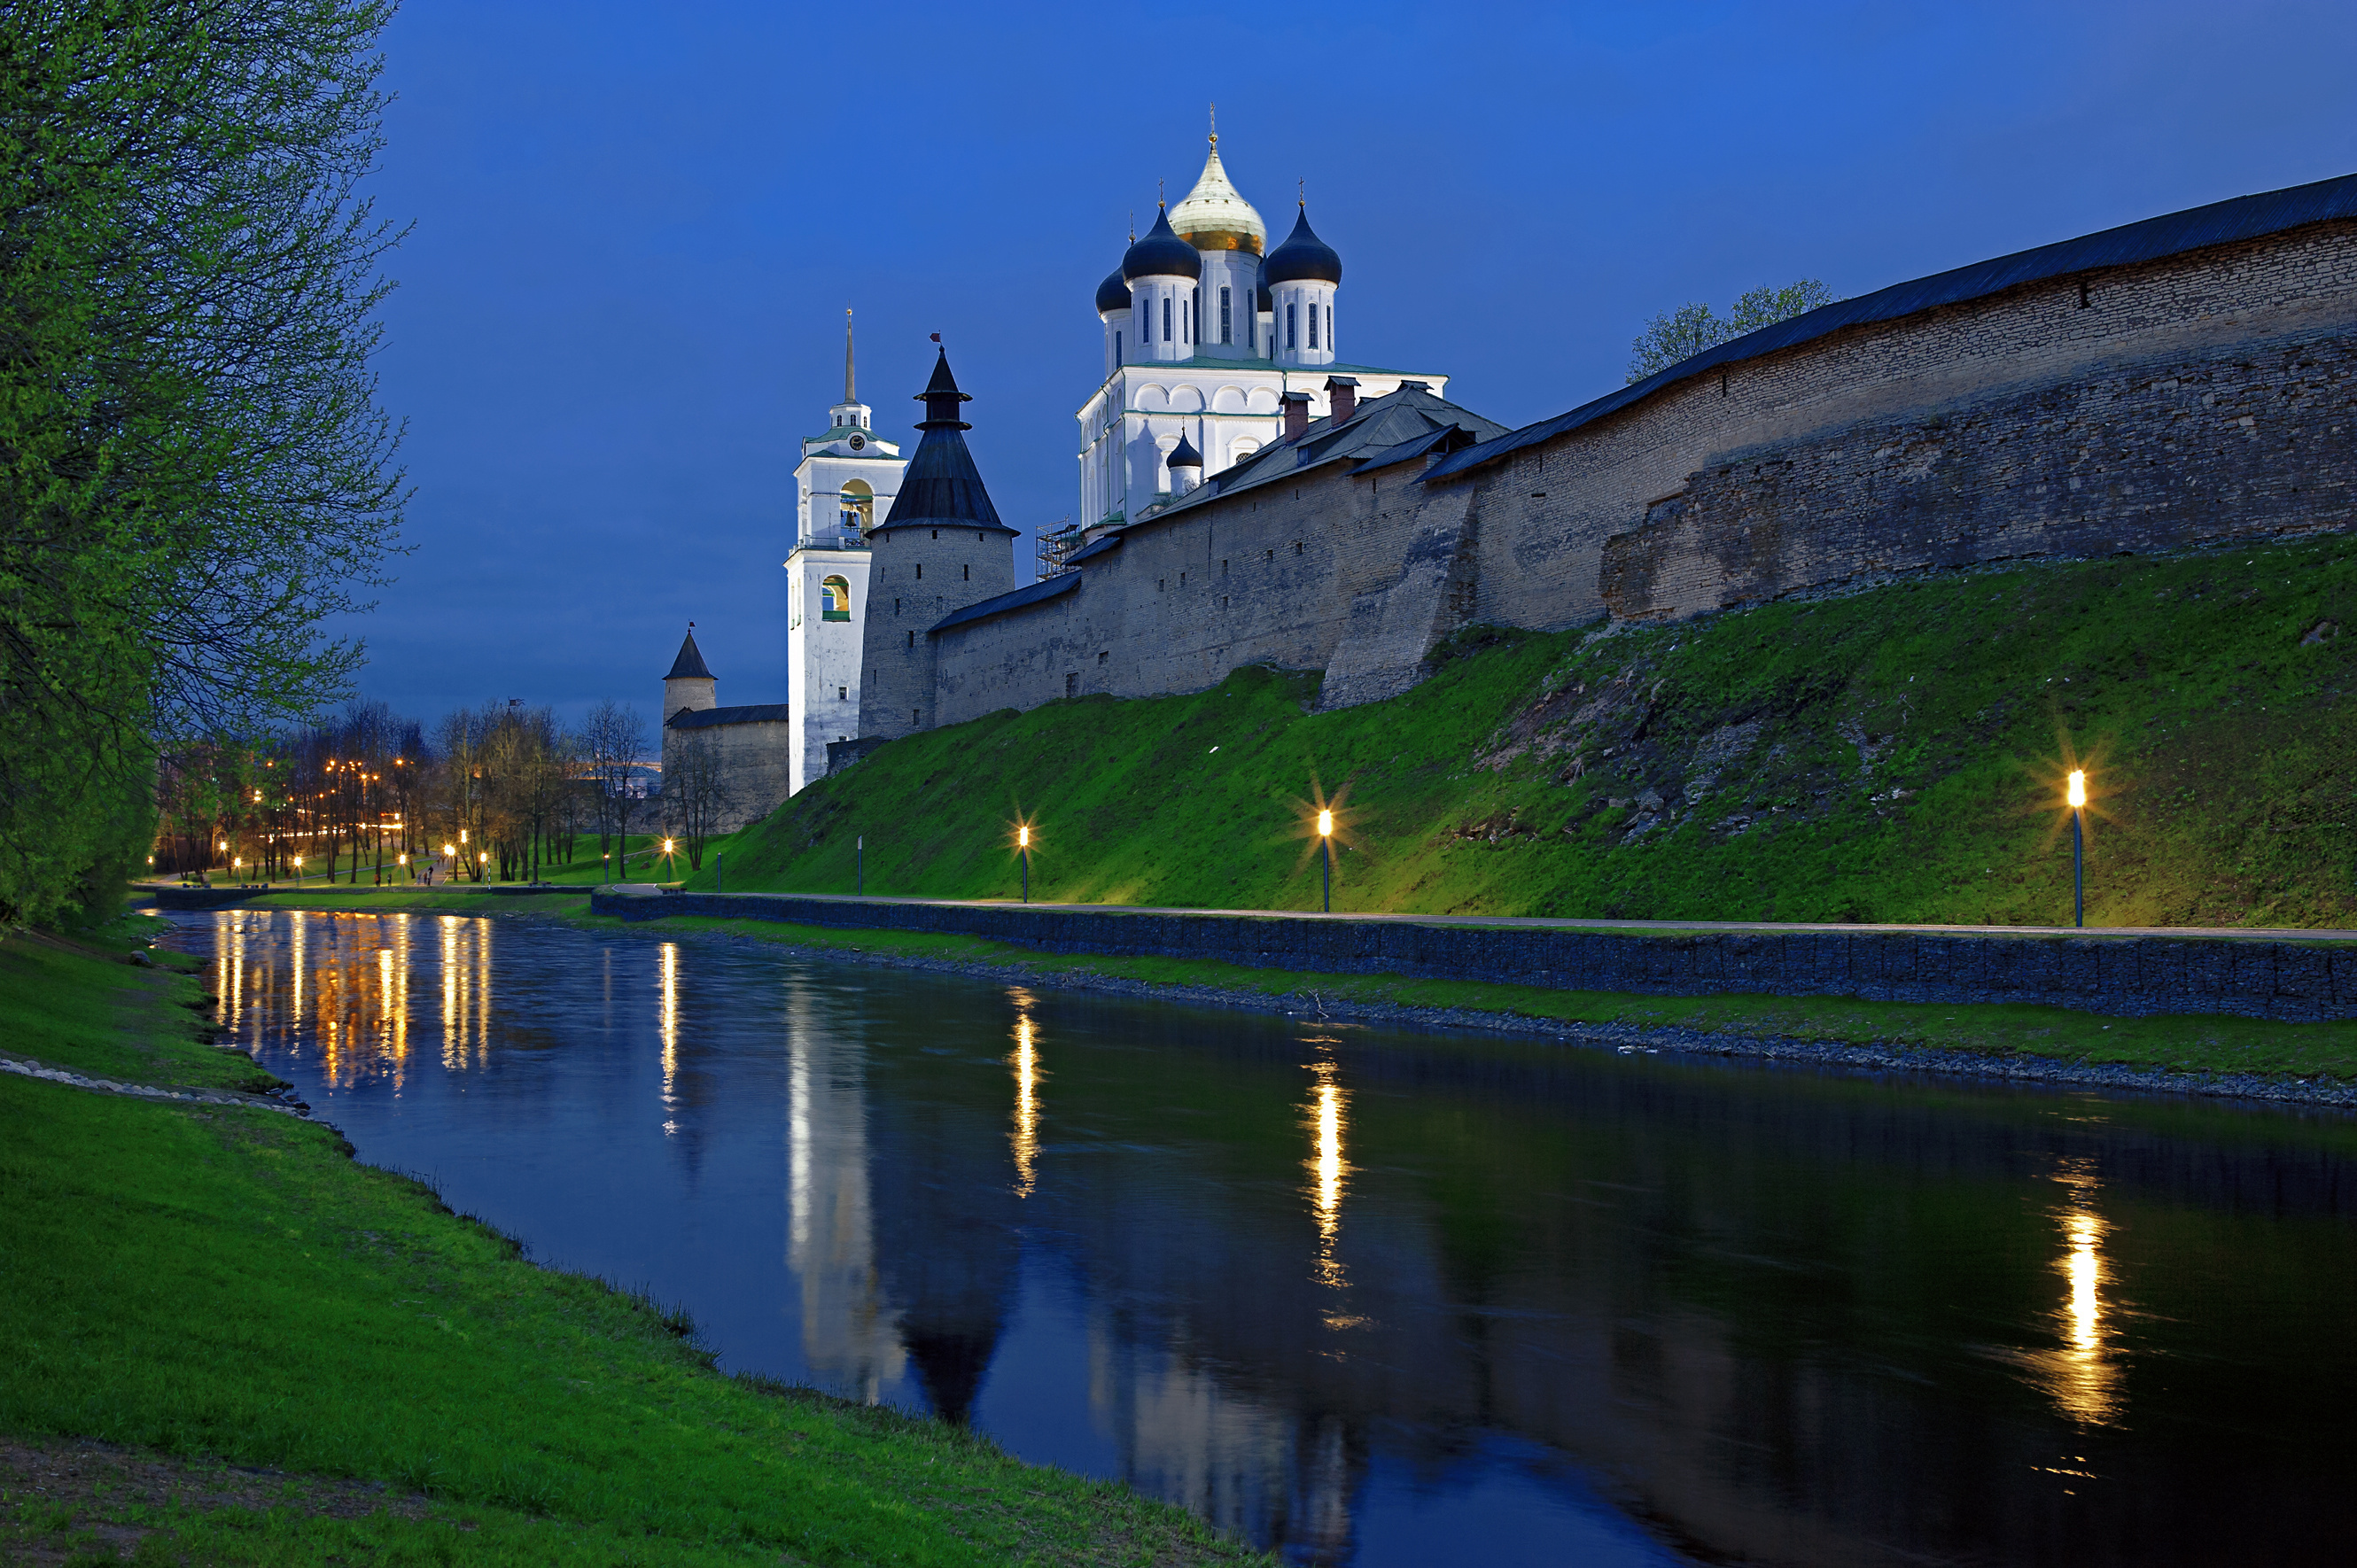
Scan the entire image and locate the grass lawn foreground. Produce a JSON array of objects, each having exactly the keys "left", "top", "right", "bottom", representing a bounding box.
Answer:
[{"left": 0, "top": 914, "right": 1264, "bottom": 1566}]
